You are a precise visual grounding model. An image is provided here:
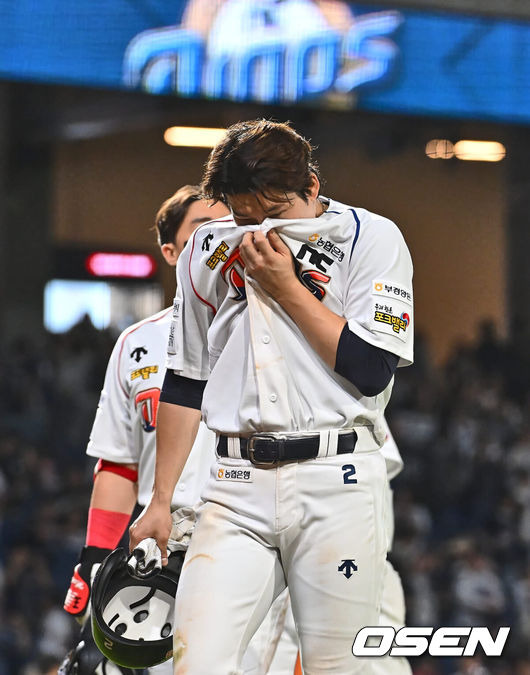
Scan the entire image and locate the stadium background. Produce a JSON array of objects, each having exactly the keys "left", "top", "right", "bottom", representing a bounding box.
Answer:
[{"left": 0, "top": 1, "right": 529, "bottom": 673}]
